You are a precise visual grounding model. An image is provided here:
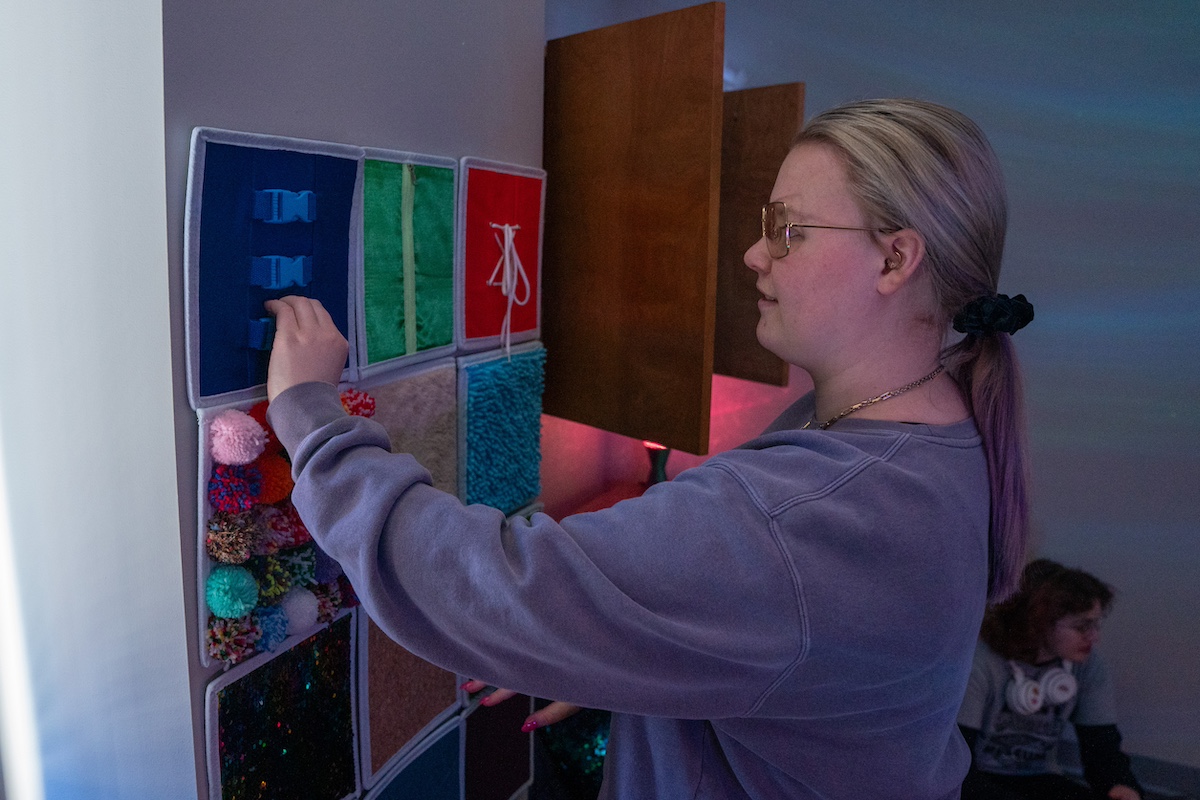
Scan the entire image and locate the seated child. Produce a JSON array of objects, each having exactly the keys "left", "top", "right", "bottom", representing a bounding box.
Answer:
[{"left": 958, "top": 559, "right": 1143, "bottom": 800}]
